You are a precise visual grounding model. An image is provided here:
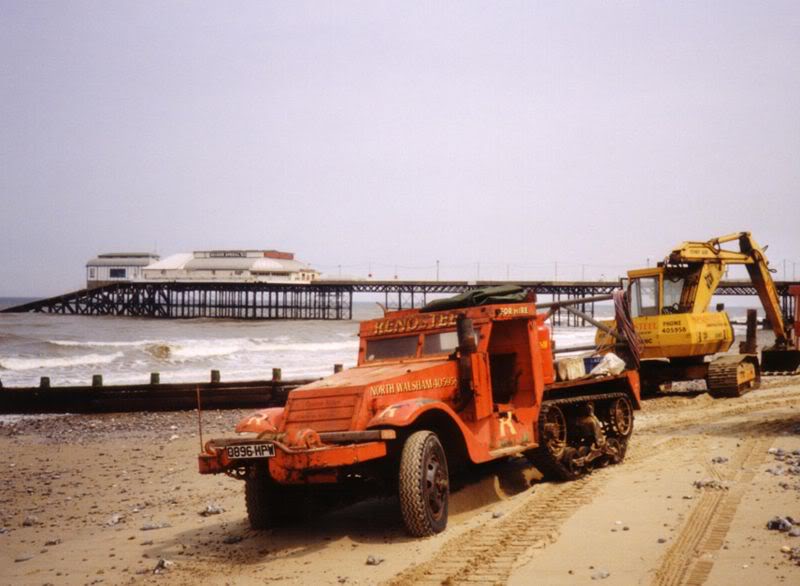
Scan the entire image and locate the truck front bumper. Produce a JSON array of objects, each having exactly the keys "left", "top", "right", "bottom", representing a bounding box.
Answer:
[{"left": 198, "top": 429, "right": 395, "bottom": 482}]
